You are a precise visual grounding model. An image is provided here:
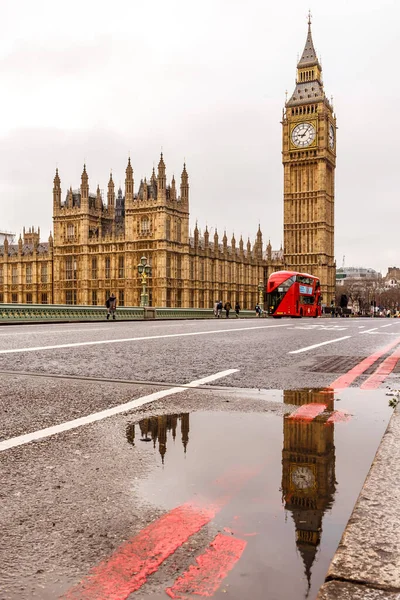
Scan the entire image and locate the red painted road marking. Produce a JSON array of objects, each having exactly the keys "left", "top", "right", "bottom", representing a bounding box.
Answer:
[
  {"left": 61, "top": 467, "right": 261, "bottom": 600},
  {"left": 330, "top": 337, "right": 400, "bottom": 389},
  {"left": 288, "top": 403, "right": 327, "bottom": 421},
  {"left": 61, "top": 502, "right": 220, "bottom": 600},
  {"left": 325, "top": 410, "right": 351, "bottom": 424},
  {"left": 361, "top": 345, "right": 400, "bottom": 390},
  {"left": 165, "top": 533, "right": 247, "bottom": 599}
]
